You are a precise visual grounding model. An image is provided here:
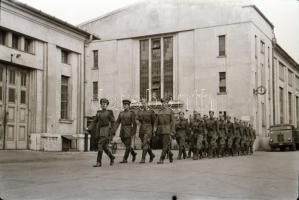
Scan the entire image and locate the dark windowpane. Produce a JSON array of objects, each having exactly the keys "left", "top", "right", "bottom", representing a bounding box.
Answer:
[
  {"left": 219, "top": 35, "right": 226, "bottom": 56},
  {"left": 21, "top": 72, "right": 26, "bottom": 86},
  {"left": 163, "top": 37, "right": 173, "bottom": 99},
  {"left": 8, "top": 88, "right": 15, "bottom": 103},
  {"left": 219, "top": 72, "right": 226, "bottom": 93},
  {"left": 24, "top": 38, "right": 33, "bottom": 53},
  {"left": 9, "top": 71, "right": 15, "bottom": 85},
  {"left": 20, "top": 90, "right": 26, "bottom": 104},
  {"left": 61, "top": 50, "right": 69, "bottom": 64},
  {"left": 93, "top": 50, "right": 98, "bottom": 69},
  {"left": 0, "top": 68, "right": 3, "bottom": 82},
  {"left": 0, "top": 87, "right": 2, "bottom": 101},
  {"left": 61, "top": 76, "right": 69, "bottom": 119},
  {"left": 151, "top": 39, "right": 161, "bottom": 101},
  {"left": 12, "top": 34, "right": 19, "bottom": 49},
  {"left": 289, "top": 92, "right": 292, "bottom": 124},
  {"left": 140, "top": 40, "right": 149, "bottom": 100},
  {"left": 0, "top": 30, "right": 6, "bottom": 45},
  {"left": 93, "top": 81, "right": 98, "bottom": 101},
  {"left": 279, "top": 87, "right": 284, "bottom": 123}
]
